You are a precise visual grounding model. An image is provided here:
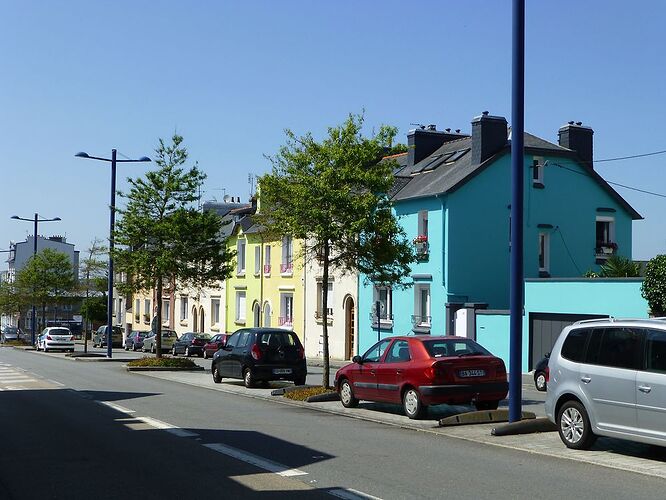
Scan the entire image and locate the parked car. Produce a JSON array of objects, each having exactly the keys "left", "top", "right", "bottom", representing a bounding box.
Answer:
[
  {"left": 533, "top": 353, "right": 550, "bottom": 391},
  {"left": 172, "top": 332, "right": 212, "bottom": 357},
  {"left": 125, "top": 331, "right": 150, "bottom": 351},
  {"left": 203, "top": 334, "right": 229, "bottom": 359},
  {"left": 335, "top": 335, "right": 508, "bottom": 419},
  {"left": 211, "top": 328, "right": 307, "bottom": 388},
  {"left": 93, "top": 325, "right": 123, "bottom": 348},
  {"left": 37, "top": 327, "right": 75, "bottom": 353},
  {"left": 546, "top": 318, "right": 666, "bottom": 450},
  {"left": 142, "top": 330, "right": 178, "bottom": 353},
  {"left": 1, "top": 326, "right": 20, "bottom": 343}
]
